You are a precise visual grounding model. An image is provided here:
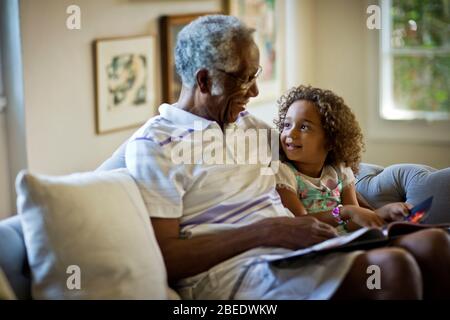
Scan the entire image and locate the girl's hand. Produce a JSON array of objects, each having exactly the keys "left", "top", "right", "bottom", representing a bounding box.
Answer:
[
  {"left": 341, "top": 205, "right": 385, "bottom": 228},
  {"left": 375, "top": 202, "right": 412, "bottom": 222}
]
